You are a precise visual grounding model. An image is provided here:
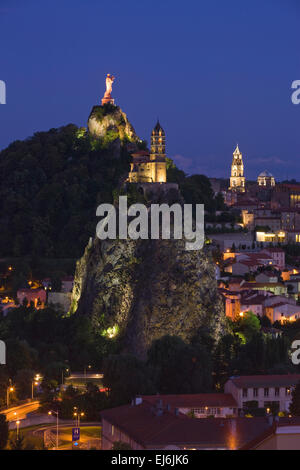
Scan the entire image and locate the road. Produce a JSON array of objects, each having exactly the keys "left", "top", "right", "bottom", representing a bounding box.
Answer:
[{"left": 1, "top": 401, "right": 40, "bottom": 422}]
